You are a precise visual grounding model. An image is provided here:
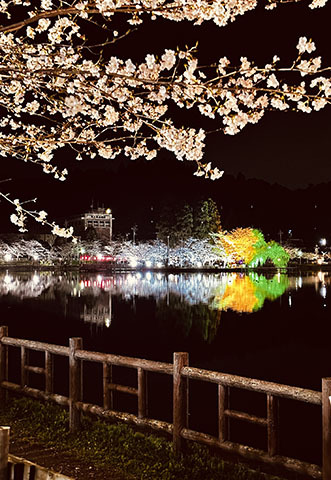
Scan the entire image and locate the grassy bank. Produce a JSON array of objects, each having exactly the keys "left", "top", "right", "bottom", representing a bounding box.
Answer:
[{"left": 0, "top": 397, "right": 296, "bottom": 480}]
